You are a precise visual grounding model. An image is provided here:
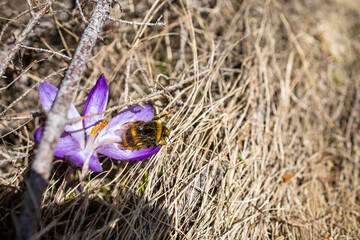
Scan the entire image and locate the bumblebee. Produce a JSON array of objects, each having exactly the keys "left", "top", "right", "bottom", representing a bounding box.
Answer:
[{"left": 118, "top": 113, "right": 170, "bottom": 151}]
